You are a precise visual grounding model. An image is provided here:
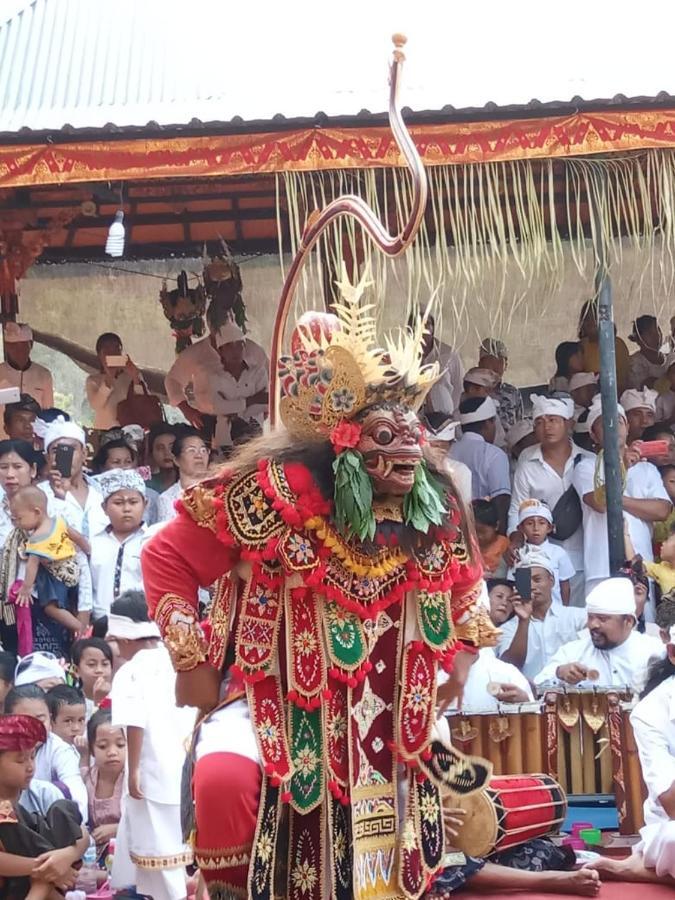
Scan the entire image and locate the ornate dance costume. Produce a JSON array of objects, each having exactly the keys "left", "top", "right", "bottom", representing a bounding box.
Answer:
[{"left": 142, "top": 38, "right": 499, "bottom": 900}]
